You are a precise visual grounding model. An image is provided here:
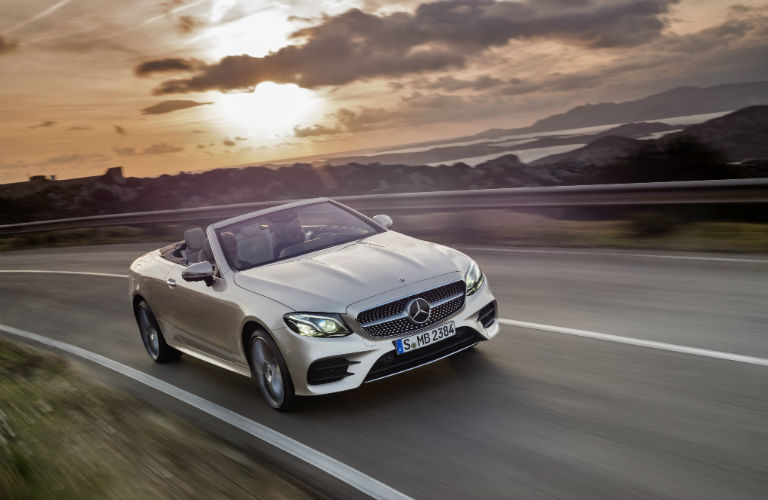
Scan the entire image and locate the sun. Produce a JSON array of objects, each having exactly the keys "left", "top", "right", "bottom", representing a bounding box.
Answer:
[{"left": 211, "top": 82, "right": 325, "bottom": 139}]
